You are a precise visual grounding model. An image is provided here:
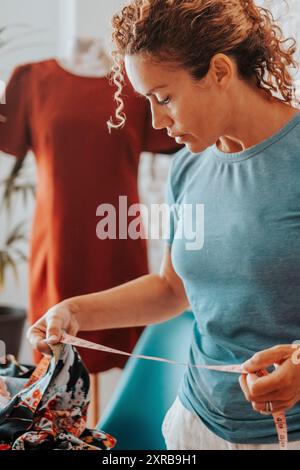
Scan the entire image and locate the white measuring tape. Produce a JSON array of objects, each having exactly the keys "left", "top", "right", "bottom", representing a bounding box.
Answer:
[{"left": 61, "top": 333, "right": 288, "bottom": 450}]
